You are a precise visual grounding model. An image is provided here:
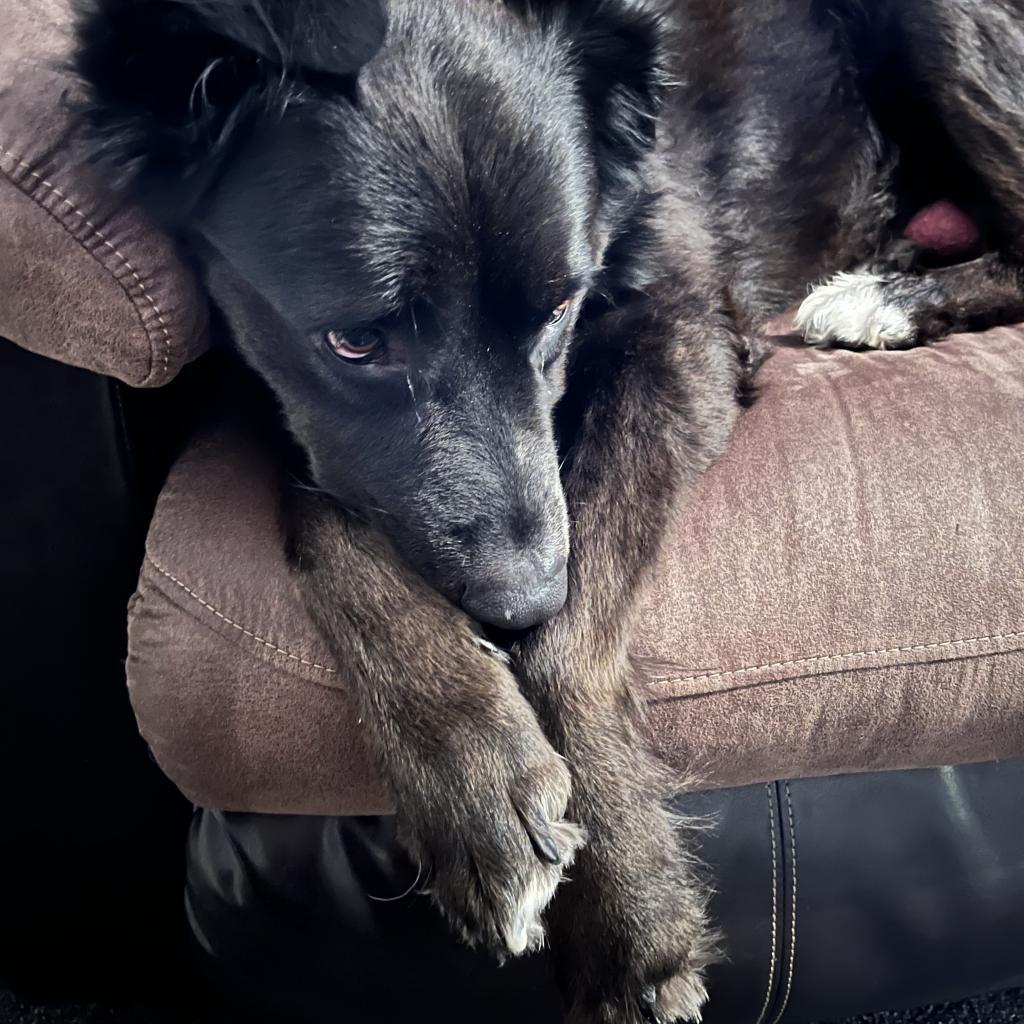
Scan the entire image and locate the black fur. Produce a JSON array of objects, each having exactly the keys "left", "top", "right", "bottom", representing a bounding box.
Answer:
[
  {"left": 75, "top": 0, "right": 675, "bottom": 629},
  {"left": 72, "top": 1, "right": 1024, "bottom": 1020}
]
